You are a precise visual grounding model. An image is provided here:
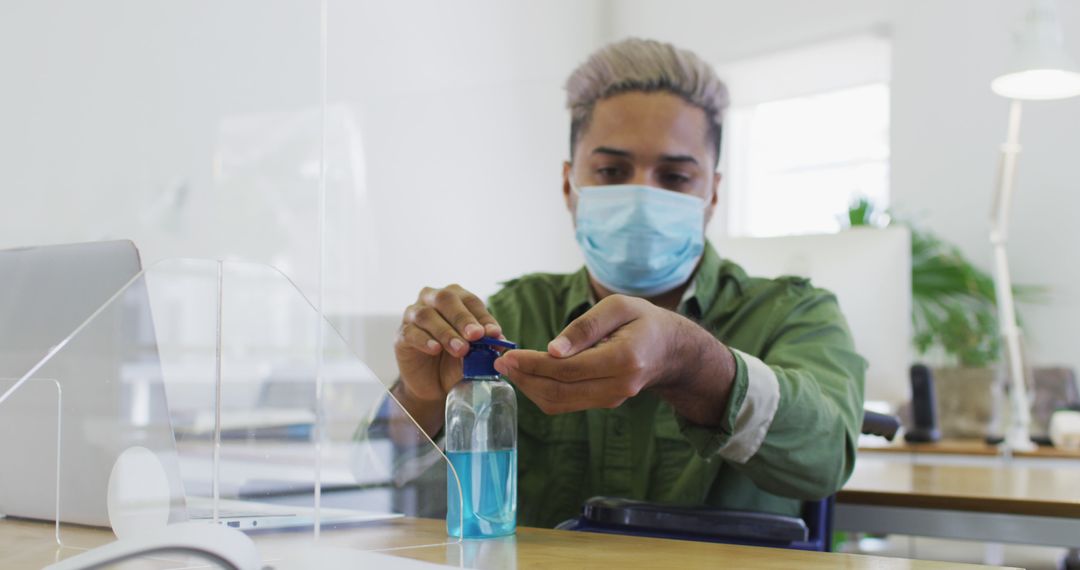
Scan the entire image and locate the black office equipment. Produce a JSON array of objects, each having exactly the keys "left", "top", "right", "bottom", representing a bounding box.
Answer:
[
  {"left": 862, "top": 410, "right": 901, "bottom": 441},
  {"left": 905, "top": 364, "right": 941, "bottom": 443},
  {"left": 557, "top": 409, "right": 896, "bottom": 552},
  {"left": 559, "top": 496, "right": 817, "bottom": 548}
]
